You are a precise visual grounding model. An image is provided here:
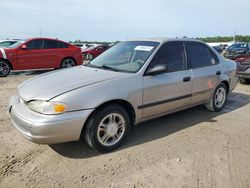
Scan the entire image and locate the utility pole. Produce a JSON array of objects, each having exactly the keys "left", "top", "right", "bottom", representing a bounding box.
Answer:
[
  {"left": 39, "top": 28, "right": 42, "bottom": 37},
  {"left": 234, "top": 31, "right": 236, "bottom": 43}
]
